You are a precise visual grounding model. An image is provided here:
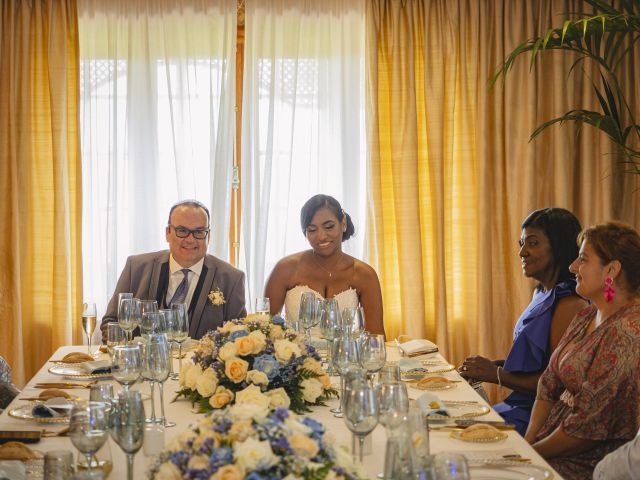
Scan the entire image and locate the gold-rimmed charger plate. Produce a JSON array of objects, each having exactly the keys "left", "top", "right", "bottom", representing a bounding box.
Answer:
[
  {"left": 8, "top": 404, "right": 70, "bottom": 424},
  {"left": 425, "top": 404, "right": 491, "bottom": 419},
  {"left": 469, "top": 464, "right": 553, "bottom": 479},
  {"left": 450, "top": 429, "right": 508, "bottom": 443},
  {"left": 401, "top": 363, "right": 456, "bottom": 380},
  {"left": 48, "top": 365, "right": 112, "bottom": 380}
]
